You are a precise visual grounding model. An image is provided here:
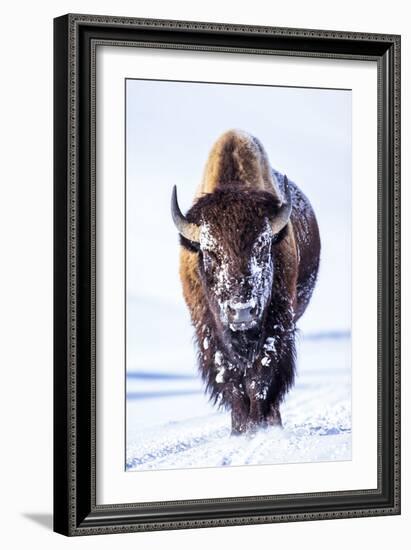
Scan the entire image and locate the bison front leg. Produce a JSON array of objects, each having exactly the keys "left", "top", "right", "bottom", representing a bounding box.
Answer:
[
  {"left": 244, "top": 380, "right": 283, "bottom": 431},
  {"left": 266, "top": 404, "right": 282, "bottom": 427},
  {"left": 226, "top": 385, "right": 249, "bottom": 435},
  {"left": 245, "top": 379, "right": 270, "bottom": 432}
]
